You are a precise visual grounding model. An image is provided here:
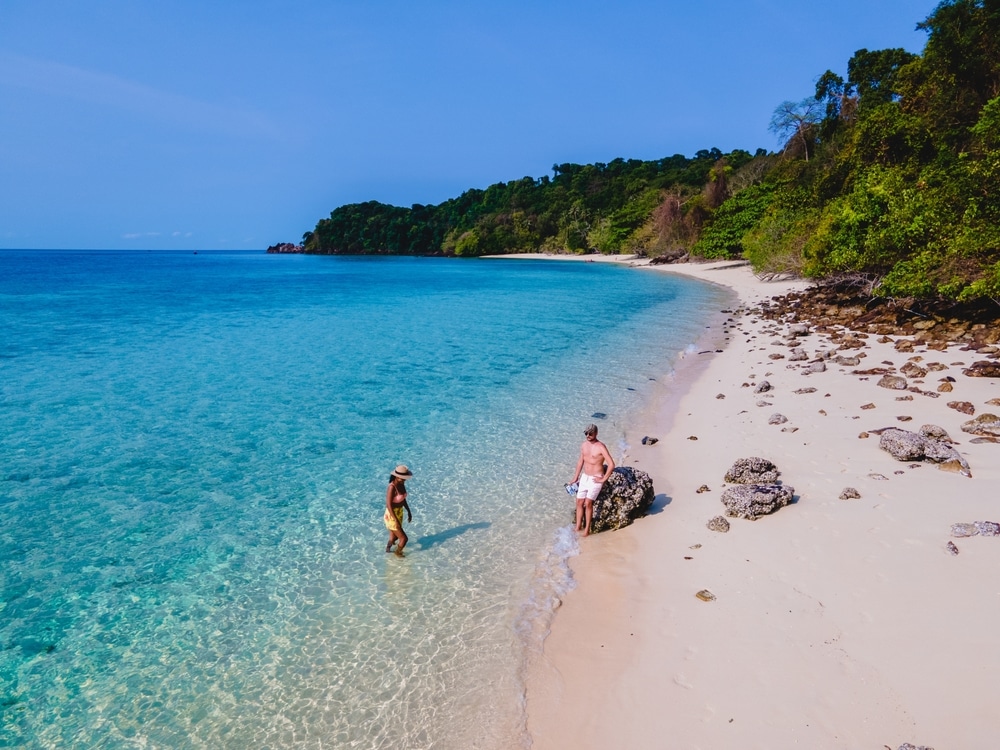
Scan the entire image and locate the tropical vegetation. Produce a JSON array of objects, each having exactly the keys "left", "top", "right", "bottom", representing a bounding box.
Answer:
[{"left": 303, "top": 0, "right": 1000, "bottom": 301}]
